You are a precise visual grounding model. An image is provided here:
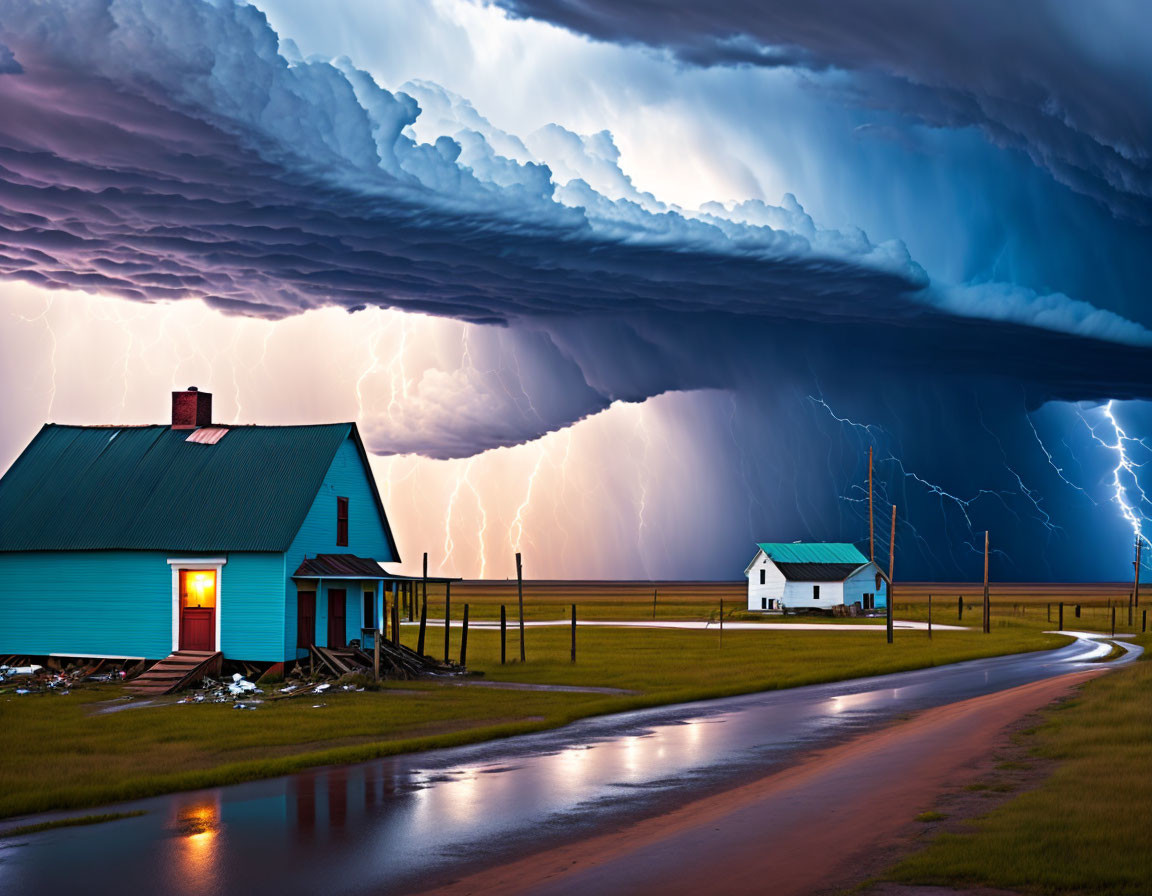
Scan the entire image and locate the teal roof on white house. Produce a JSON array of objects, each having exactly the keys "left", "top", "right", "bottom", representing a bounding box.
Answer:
[{"left": 757, "top": 542, "right": 869, "bottom": 565}]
